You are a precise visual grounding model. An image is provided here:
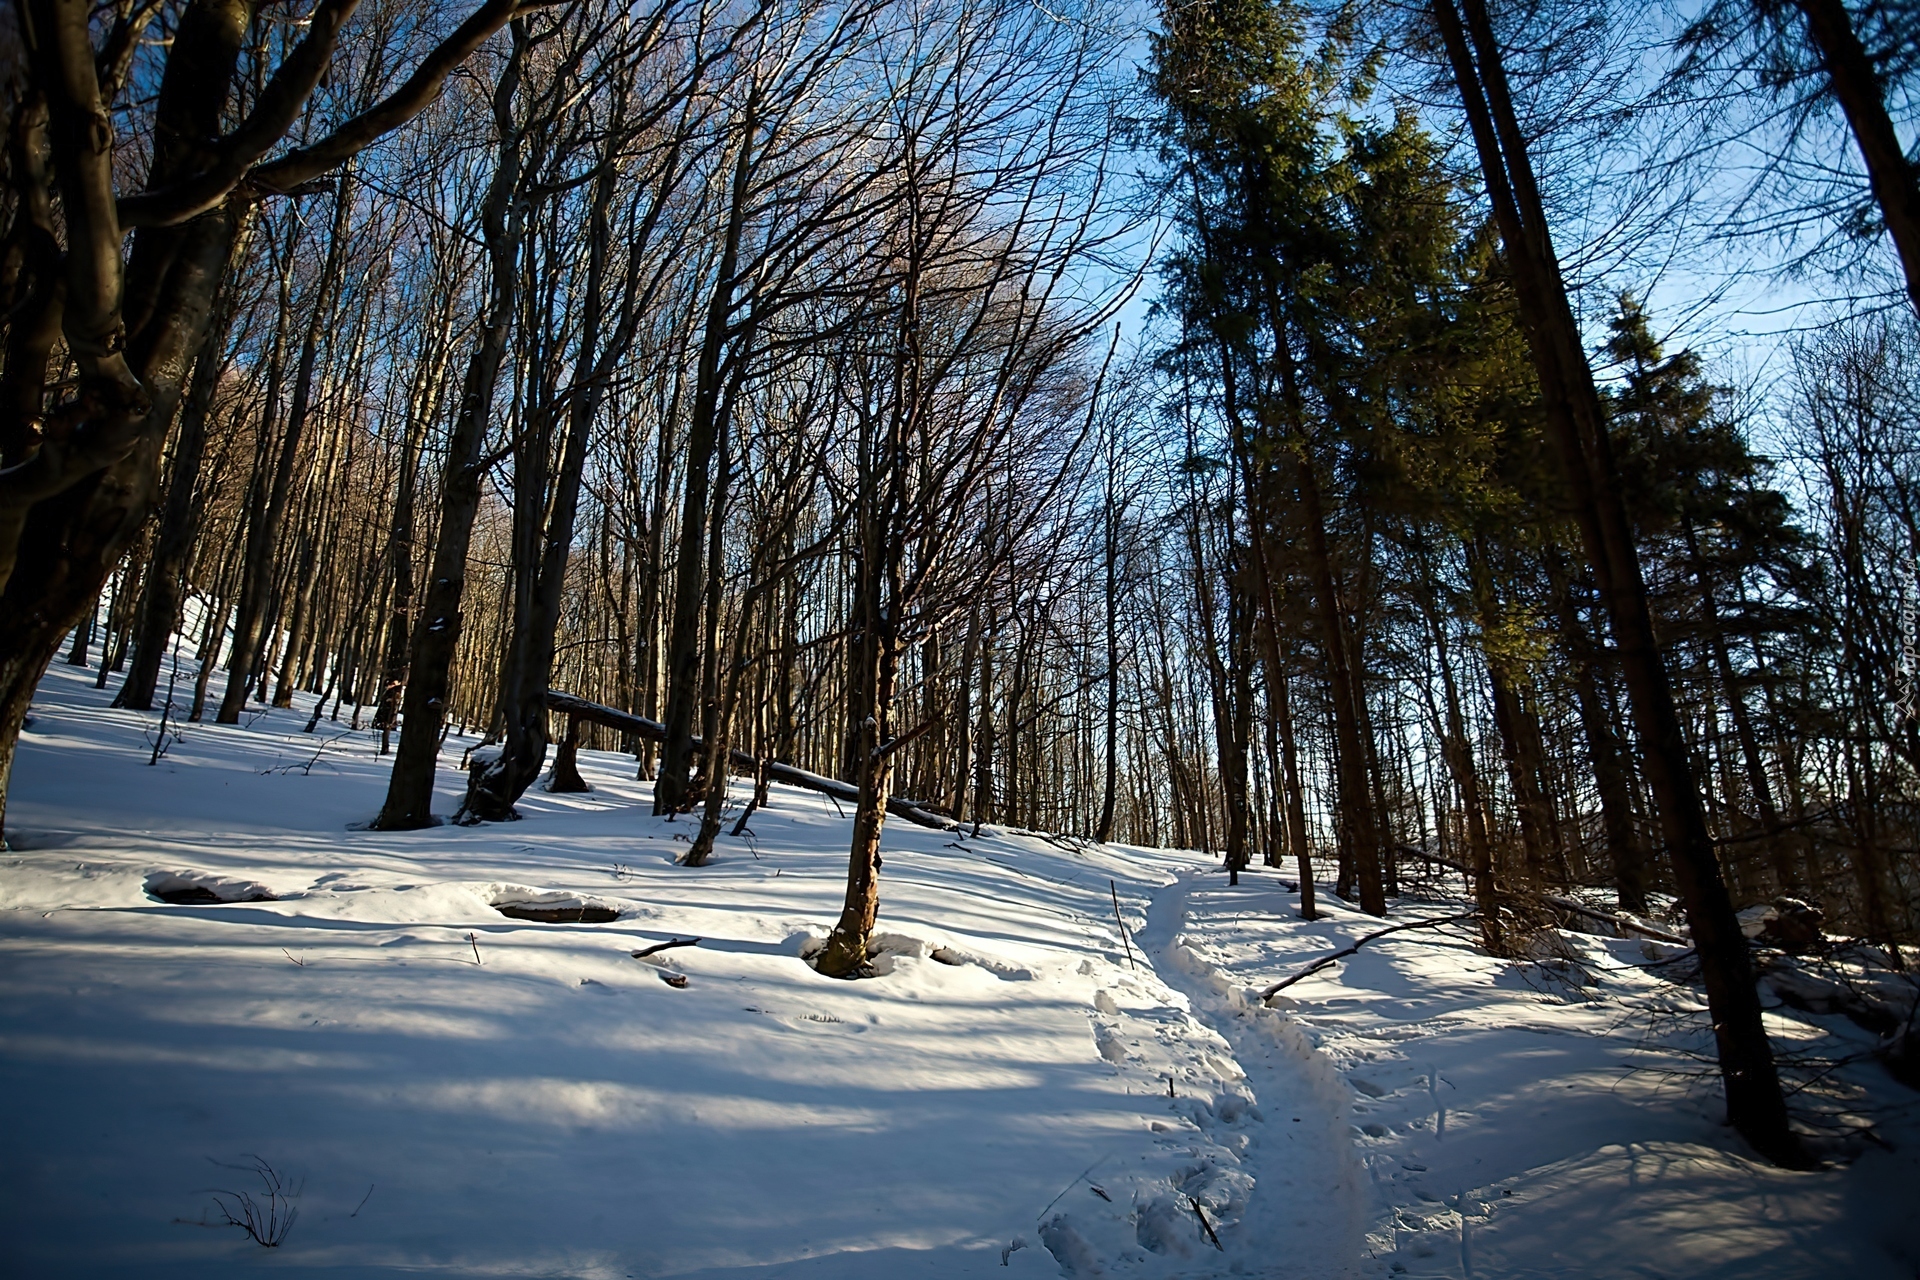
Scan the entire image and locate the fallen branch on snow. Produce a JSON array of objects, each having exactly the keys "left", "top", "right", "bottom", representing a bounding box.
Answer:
[
  {"left": 1542, "top": 893, "right": 1688, "bottom": 946},
  {"left": 1397, "top": 844, "right": 1691, "bottom": 947},
  {"left": 632, "top": 937, "right": 700, "bottom": 959},
  {"left": 1259, "top": 912, "right": 1479, "bottom": 1003}
]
